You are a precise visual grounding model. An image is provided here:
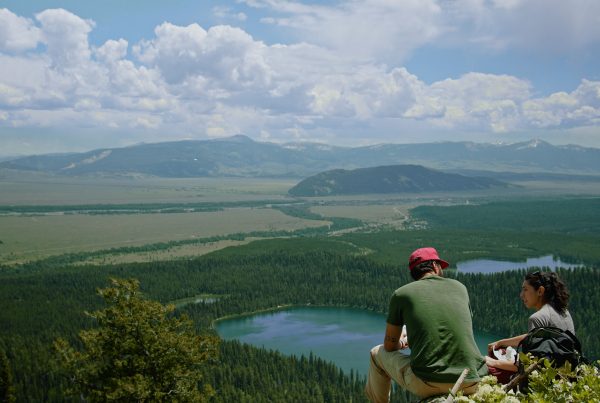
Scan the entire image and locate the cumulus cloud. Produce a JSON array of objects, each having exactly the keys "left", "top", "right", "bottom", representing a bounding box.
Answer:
[
  {"left": 523, "top": 80, "right": 600, "bottom": 128},
  {"left": 35, "top": 8, "right": 95, "bottom": 69},
  {"left": 133, "top": 22, "right": 272, "bottom": 94},
  {"left": 1, "top": 6, "right": 600, "bottom": 152},
  {"left": 95, "top": 39, "right": 128, "bottom": 63},
  {"left": 0, "top": 8, "right": 41, "bottom": 52},
  {"left": 410, "top": 73, "right": 532, "bottom": 132},
  {"left": 307, "top": 66, "right": 421, "bottom": 119}
]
